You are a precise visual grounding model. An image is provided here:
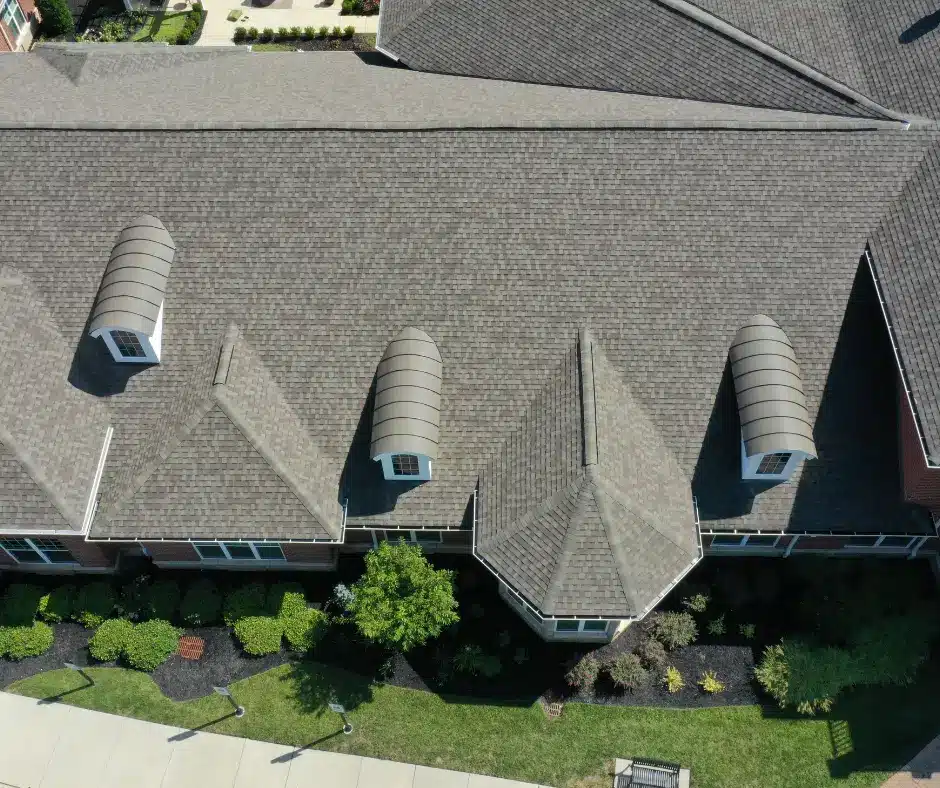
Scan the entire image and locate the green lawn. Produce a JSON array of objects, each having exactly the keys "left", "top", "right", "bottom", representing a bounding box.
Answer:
[
  {"left": 131, "top": 12, "right": 192, "bottom": 43},
  {"left": 250, "top": 43, "right": 296, "bottom": 51},
  {"left": 10, "top": 661, "right": 940, "bottom": 788}
]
